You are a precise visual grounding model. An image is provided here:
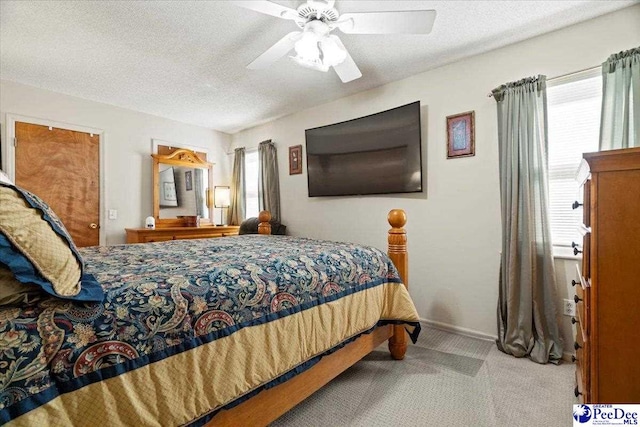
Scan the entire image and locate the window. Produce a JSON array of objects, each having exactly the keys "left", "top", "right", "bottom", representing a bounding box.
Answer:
[
  {"left": 547, "top": 71, "right": 601, "bottom": 252},
  {"left": 244, "top": 150, "right": 259, "bottom": 219}
]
